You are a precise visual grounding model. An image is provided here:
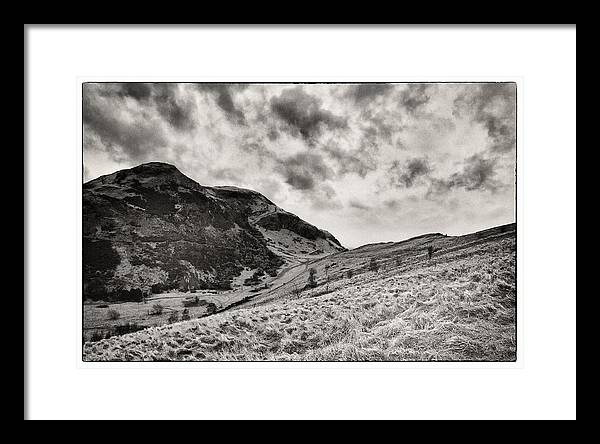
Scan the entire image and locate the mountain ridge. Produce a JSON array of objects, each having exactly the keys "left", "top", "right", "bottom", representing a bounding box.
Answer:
[{"left": 83, "top": 162, "right": 345, "bottom": 301}]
